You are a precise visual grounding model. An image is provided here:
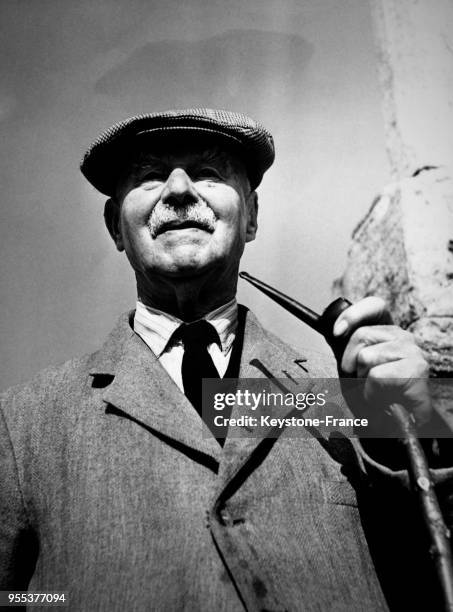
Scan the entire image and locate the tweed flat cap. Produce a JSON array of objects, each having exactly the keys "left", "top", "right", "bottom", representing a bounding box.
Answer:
[{"left": 80, "top": 108, "right": 275, "bottom": 195}]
